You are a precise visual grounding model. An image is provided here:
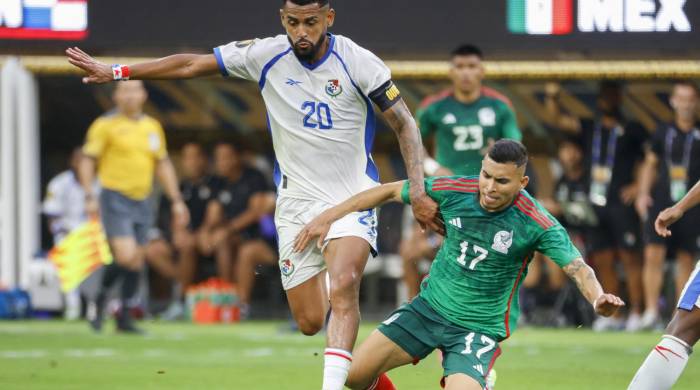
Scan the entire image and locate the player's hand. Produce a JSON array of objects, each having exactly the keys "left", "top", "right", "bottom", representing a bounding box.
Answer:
[
  {"left": 634, "top": 193, "right": 653, "bottom": 220},
  {"left": 171, "top": 200, "right": 190, "bottom": 230},
  {"left": 619, "top": 184, "right": 638, "bottom": 206},
  {"left": 655, "top": 205, "right": 684, "bottom": 237},
  {"left": 85, "top": 195, "right": 99, "bottom": 220},
  {"left": 293, "top": 211, "right": 334, "bottom": 252},
  {"left": 593, "top": 294, "right": 625, "bottom": 317},
  {"left": 66, "top": 47, "right": 113, "bottom": 84},
  {"left": 411, "top": 192, "right": 444, "bottom": 236}
]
